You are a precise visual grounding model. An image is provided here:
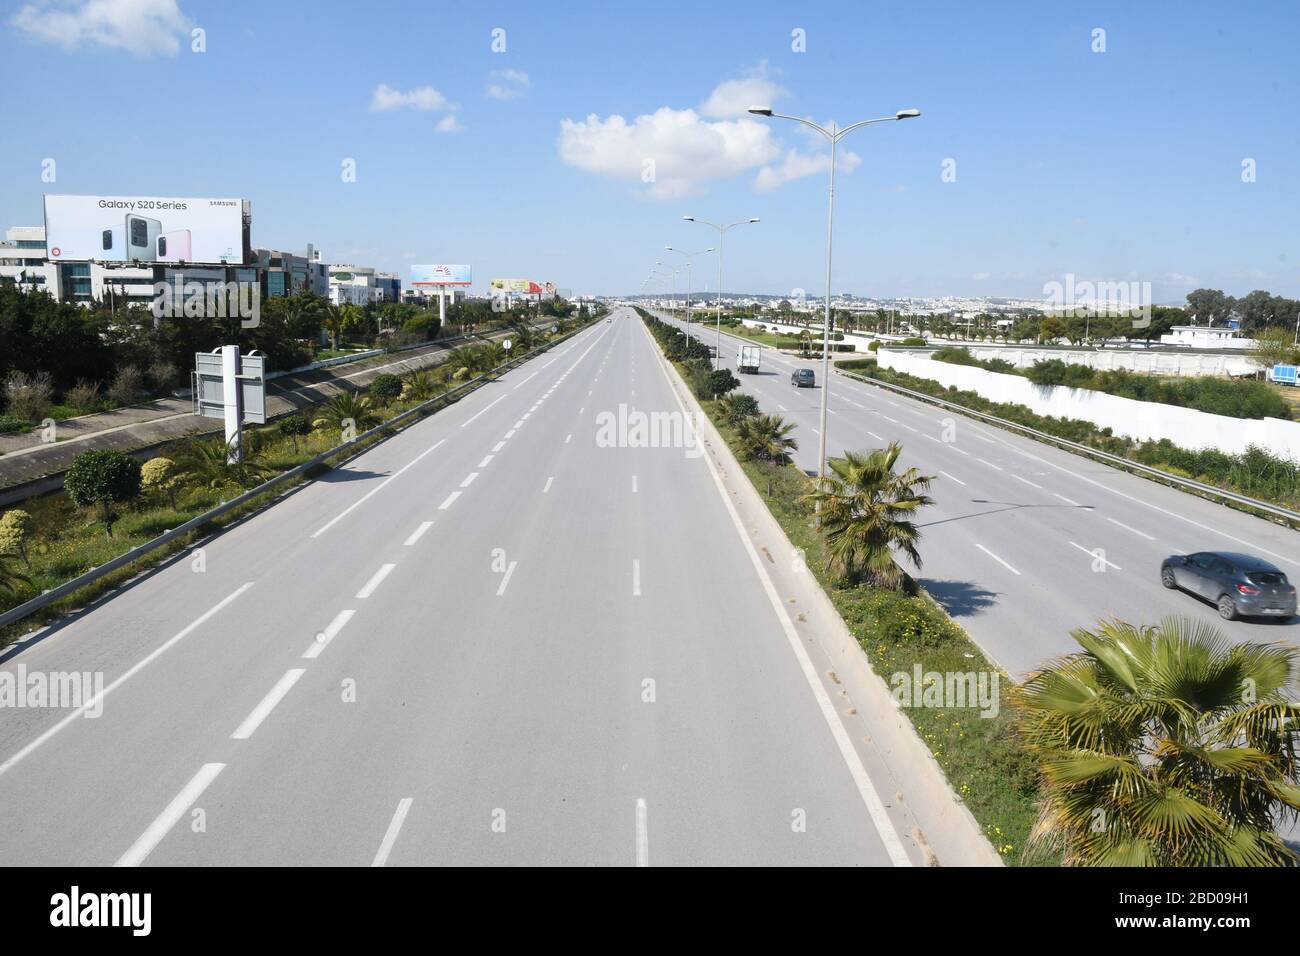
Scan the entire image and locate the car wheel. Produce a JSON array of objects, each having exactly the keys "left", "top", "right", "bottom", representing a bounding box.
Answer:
[
  {"left": 1217, "top": 595, "right": 1238, "bottom": 621},
  {"left": 1160, "top": 567, "right": 1176, "bottom": 589}
]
